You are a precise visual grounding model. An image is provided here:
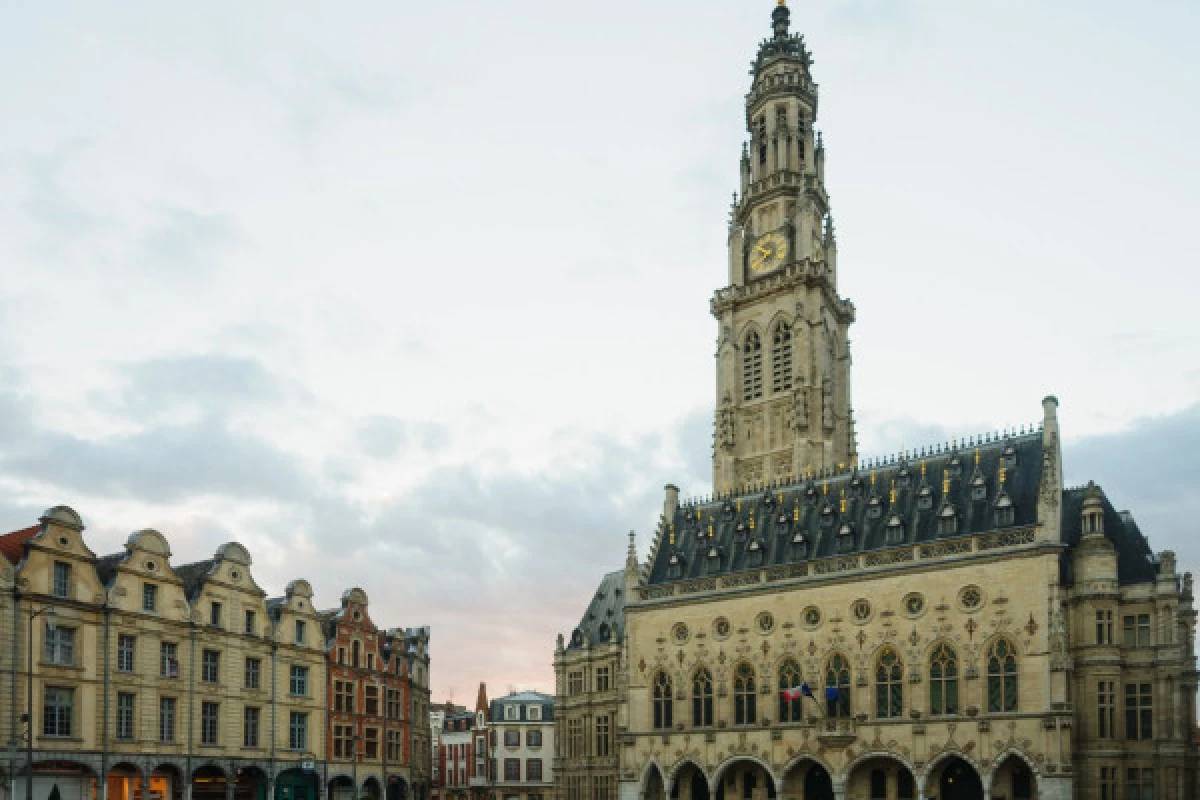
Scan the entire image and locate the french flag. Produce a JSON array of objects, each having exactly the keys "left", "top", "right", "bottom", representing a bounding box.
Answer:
[{"left": 780, "top": 682, "right": 815, "bottom": 702}]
